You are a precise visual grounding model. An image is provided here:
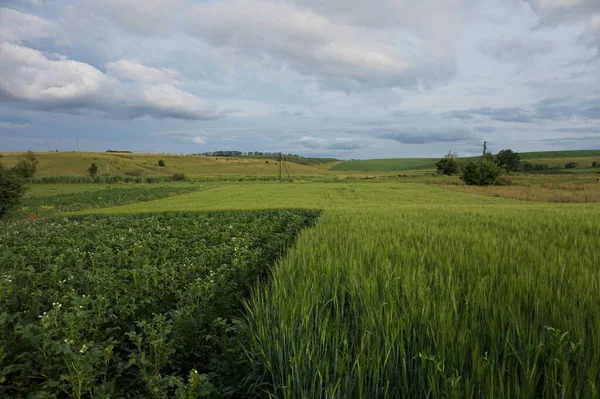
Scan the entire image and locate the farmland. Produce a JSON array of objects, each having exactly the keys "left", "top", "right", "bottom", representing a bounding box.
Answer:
[{"left": 2, "top": 155, "right": 600, "bottom": 397}]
